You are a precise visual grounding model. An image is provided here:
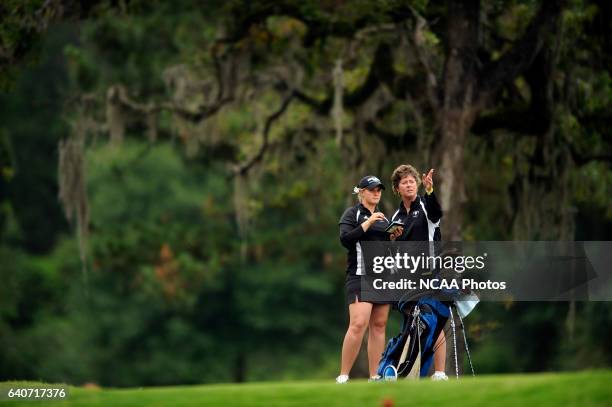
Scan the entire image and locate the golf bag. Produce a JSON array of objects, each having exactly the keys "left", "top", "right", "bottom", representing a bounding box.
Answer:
[{"left": 377, "top": 296, "right": 450, "bottom": 379}]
